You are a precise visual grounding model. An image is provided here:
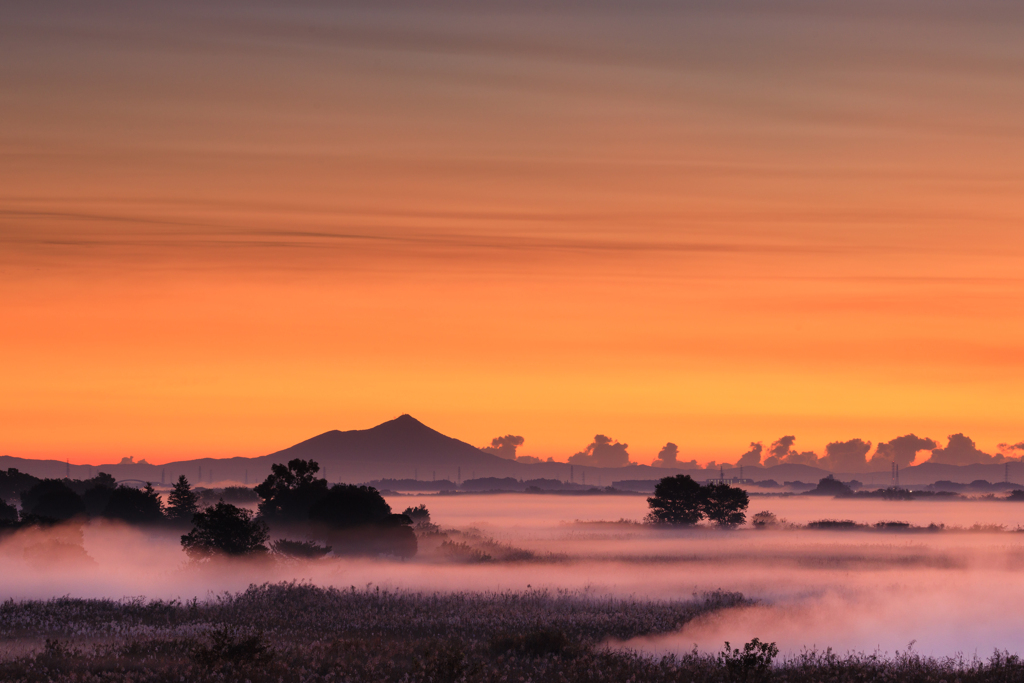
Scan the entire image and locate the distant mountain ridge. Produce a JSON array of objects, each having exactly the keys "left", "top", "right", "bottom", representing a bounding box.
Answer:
[{"left": 1, "top": 414, "right": 1022, "bottom": 487}]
